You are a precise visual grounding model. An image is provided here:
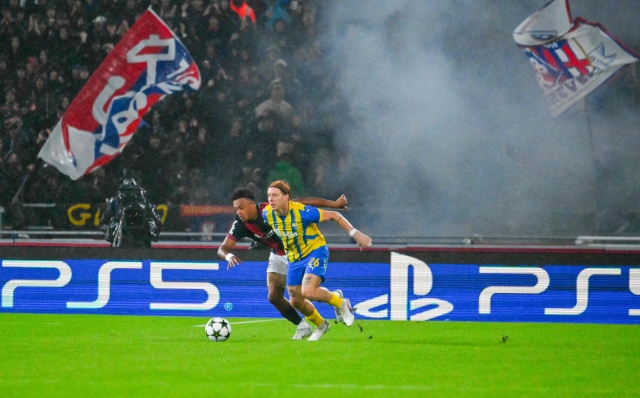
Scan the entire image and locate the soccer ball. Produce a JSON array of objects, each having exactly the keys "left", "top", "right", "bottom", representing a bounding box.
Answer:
[{"left": 205, "top": 317, "right": 232, "bottom": 342}]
